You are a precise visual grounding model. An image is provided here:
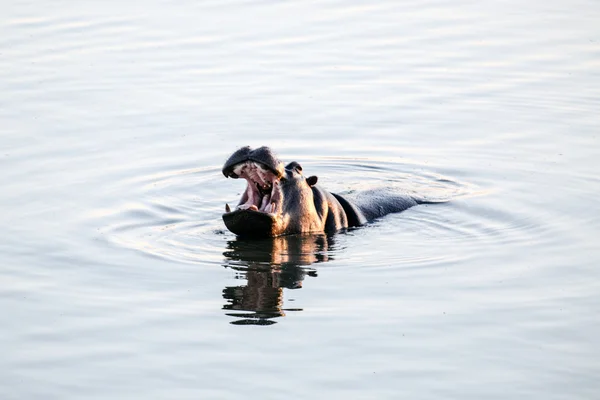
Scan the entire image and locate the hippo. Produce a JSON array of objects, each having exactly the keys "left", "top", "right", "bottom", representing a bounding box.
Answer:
[{"left": 222, "top": 146, "right": 431, "bottom": 237}]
